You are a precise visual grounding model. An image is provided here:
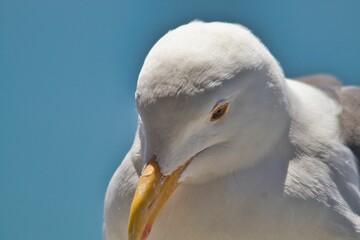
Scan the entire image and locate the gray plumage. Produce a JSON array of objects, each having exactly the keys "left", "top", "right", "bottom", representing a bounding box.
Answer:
[{"left": 298, "top": 75, "right": 360, "bottom": 161}]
